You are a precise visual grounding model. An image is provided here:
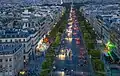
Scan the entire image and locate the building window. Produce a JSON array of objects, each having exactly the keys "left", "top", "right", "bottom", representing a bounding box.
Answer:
[
  {"left": 19, "top": 39, "right": 21, "bottom": 42},
  {"left": 26, "top": 23, "right": 27, "bottom": 27},
  {"left": 5, "top": 40, "right": 7, "bottom": 42},
  {"left": 5, "top": 65, "right": 8, "bottom": 69},
  {"left": 24, "top": 50, "right": 26, "bottom": 53},
  {"left": 29, "top": 23, "right": 30, "bottom": 27},
  {"left": 5, "top": 59, "right": 8, "bottom": 62},
  {"left": 15, "top": 39, "right": 18, "bottom": 42},
  {"left": 14, "top": 57, "right": 16, "bottom": 60},
  {"left": 24, "top": 56, "right": 25, "bottom": 59},
  {"left": 0, "top": 59, "right": 2, "bottom": 62},
  {"left": 10, "top": 39, "right": 12, "bottom": 42},
  {"left": 9, "top": 58, "right": 12, "bottom": 61},
  {"left": 9, "top": 65, "right": 12, "bottom": 68},
  {"left": 0, "top": 65, "right": 2, "bottom": 72},
  {"left": 0, "top": 65, "right": 2, "bottom": 68},
  {"left": 23, "top": 44, "right": 25, "bottom": 47},
  {"left": 23, "top": 39, "right": 25, "bottom": 42}
]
